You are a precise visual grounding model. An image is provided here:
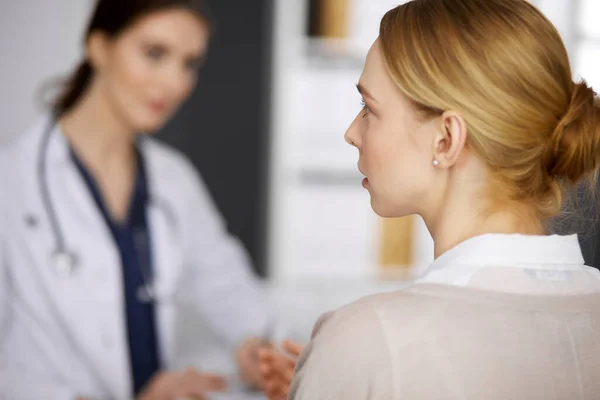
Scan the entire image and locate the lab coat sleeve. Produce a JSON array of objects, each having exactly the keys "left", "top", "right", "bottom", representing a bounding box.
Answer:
[
  {"left": 178, "top": 160, "right": 274, "bottom": 349},
  {"left": 0, "top": 232, "right": 8, "bottom": 343},
  {"left": 0, "top": 230, "right": 77, "bottom": 400},
  {"left": 0, "top": 371, "right": 77, "bottom": 400}
]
